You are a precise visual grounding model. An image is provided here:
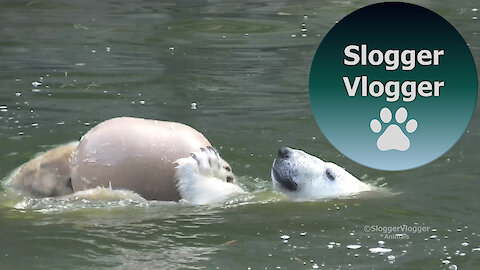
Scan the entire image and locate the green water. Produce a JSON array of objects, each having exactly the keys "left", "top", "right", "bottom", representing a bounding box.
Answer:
[{"left": 0, "top": 0, "right": 479, "bottom": 269}]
